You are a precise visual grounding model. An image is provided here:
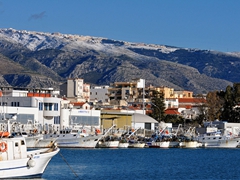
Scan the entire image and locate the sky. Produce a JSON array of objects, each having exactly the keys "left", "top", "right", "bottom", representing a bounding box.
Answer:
[{"left": 0, "top": 0, "right": 240, "bottom": 52}]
